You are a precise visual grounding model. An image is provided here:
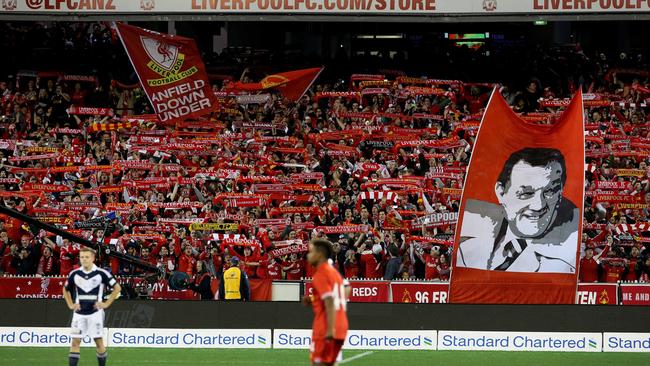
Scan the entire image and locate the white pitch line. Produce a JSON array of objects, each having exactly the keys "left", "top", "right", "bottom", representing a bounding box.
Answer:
[{"left": 339, "top": 351, "right": 374, "bottom": 364}]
